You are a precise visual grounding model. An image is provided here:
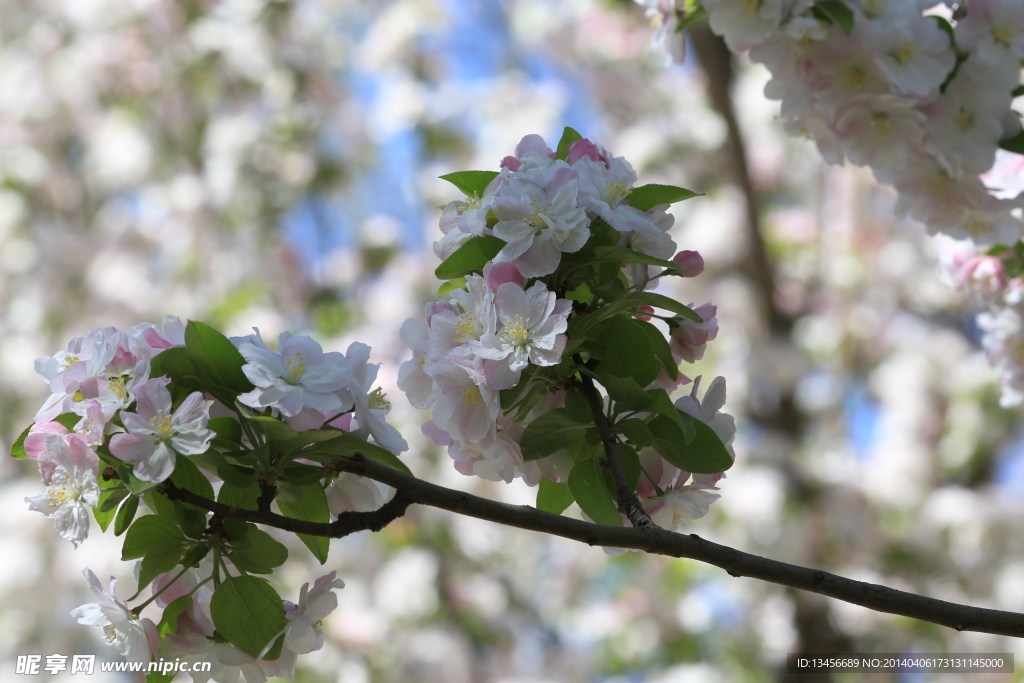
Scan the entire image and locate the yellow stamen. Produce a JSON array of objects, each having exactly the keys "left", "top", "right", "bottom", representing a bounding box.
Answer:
[
  {"left": 501, "top": 315, "right": 532, "bottom": 346},
  {"left": 368, "top": 387, "right": 391, "bottom": 411},
  {"left": 283, "top": 352, "right": 307, "bottom": 384},
  {"left": 150, "top": 413, "right": 175, "bottom": 441},
  {"left": 461, "top": 386, "right": 483, "bottom": 406}
]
